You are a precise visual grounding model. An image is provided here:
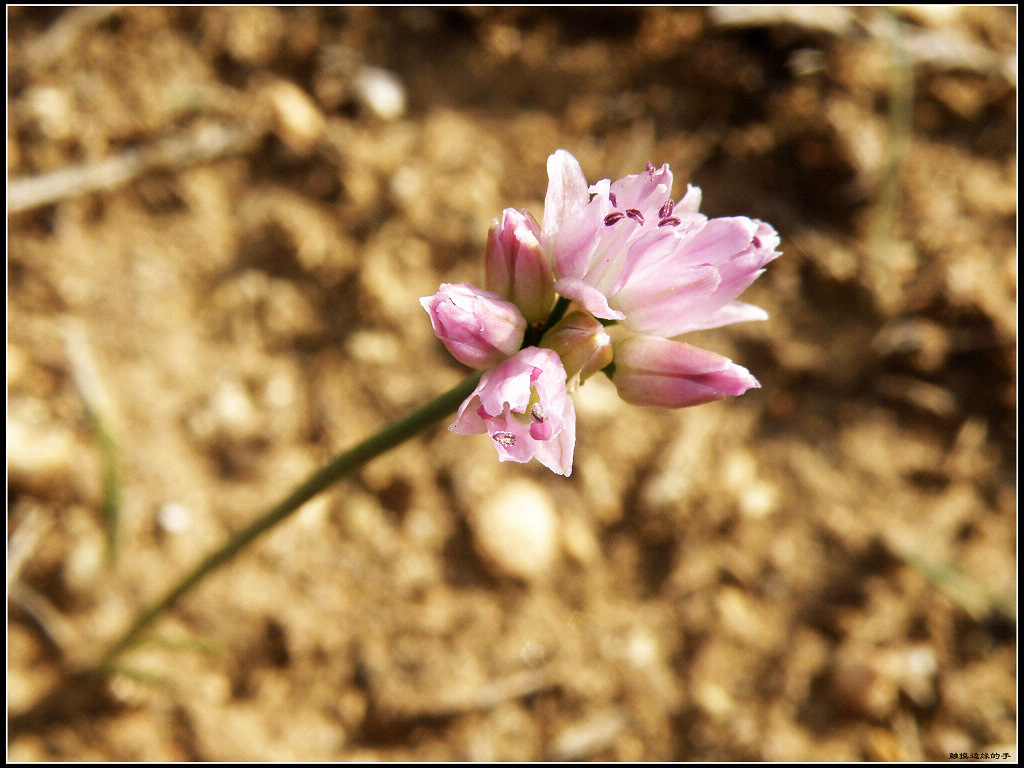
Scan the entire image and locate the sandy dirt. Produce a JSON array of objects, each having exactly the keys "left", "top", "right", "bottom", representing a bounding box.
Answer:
[{"left": 7, "top": 7, "right": 1016, "bottom": 761}]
